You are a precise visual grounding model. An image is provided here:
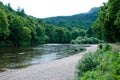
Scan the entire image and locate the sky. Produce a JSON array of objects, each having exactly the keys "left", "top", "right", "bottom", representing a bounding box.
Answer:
[{"left": 0, "top": 0, "right": 108, "bottom": 18}]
